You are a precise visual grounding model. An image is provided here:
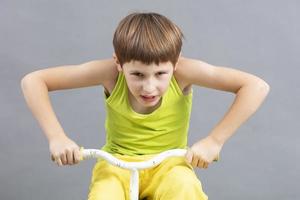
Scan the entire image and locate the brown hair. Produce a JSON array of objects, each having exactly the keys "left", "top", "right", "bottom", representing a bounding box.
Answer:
[{"left": 113, "top": 12, "right": 184, "bottom": 67}]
